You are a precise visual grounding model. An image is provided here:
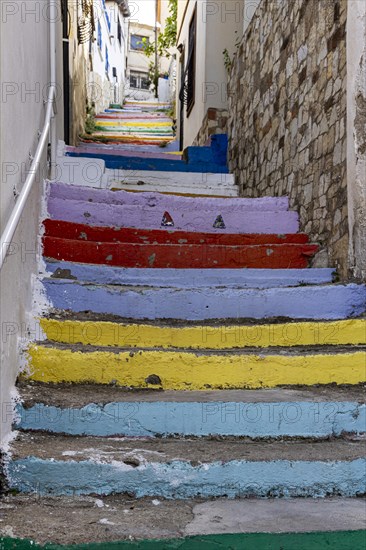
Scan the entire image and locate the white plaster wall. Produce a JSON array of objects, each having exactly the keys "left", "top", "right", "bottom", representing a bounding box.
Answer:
[
  {"left": 0, "top": 2, "right": 63, "bottom": 445},
  {"left": 177, "top": 0, "right": 243, "bottom": 148},
  {"left": 347, "top": 0, "right": 366, "bottom": 281}
]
